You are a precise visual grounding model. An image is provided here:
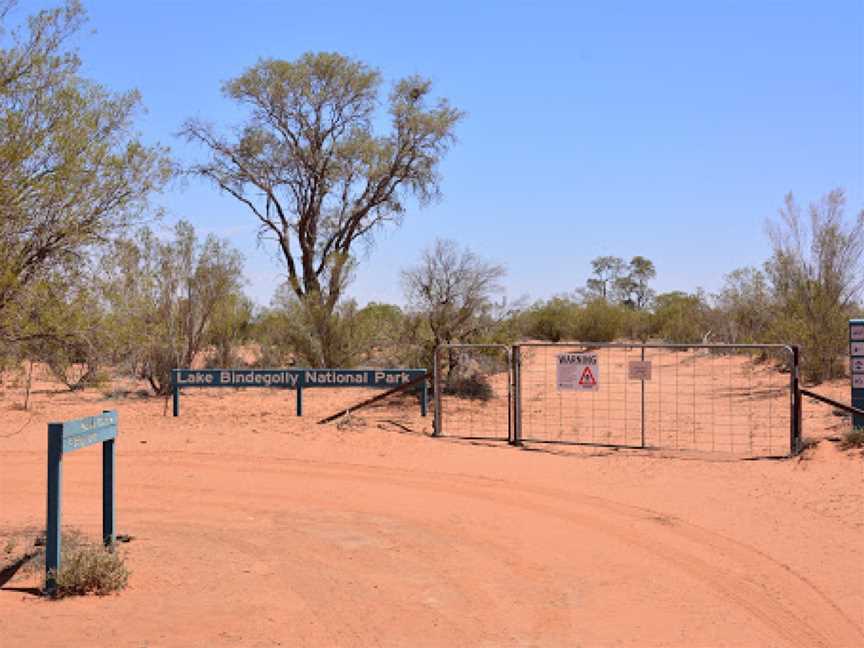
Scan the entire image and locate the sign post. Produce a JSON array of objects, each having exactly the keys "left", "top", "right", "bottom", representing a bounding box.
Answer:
[
  {"left": 46, "top": 411, "right": 118, "bottom": 596},
  {"left": 851, "top": 320, "right": 864, "bottom": 429}
]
